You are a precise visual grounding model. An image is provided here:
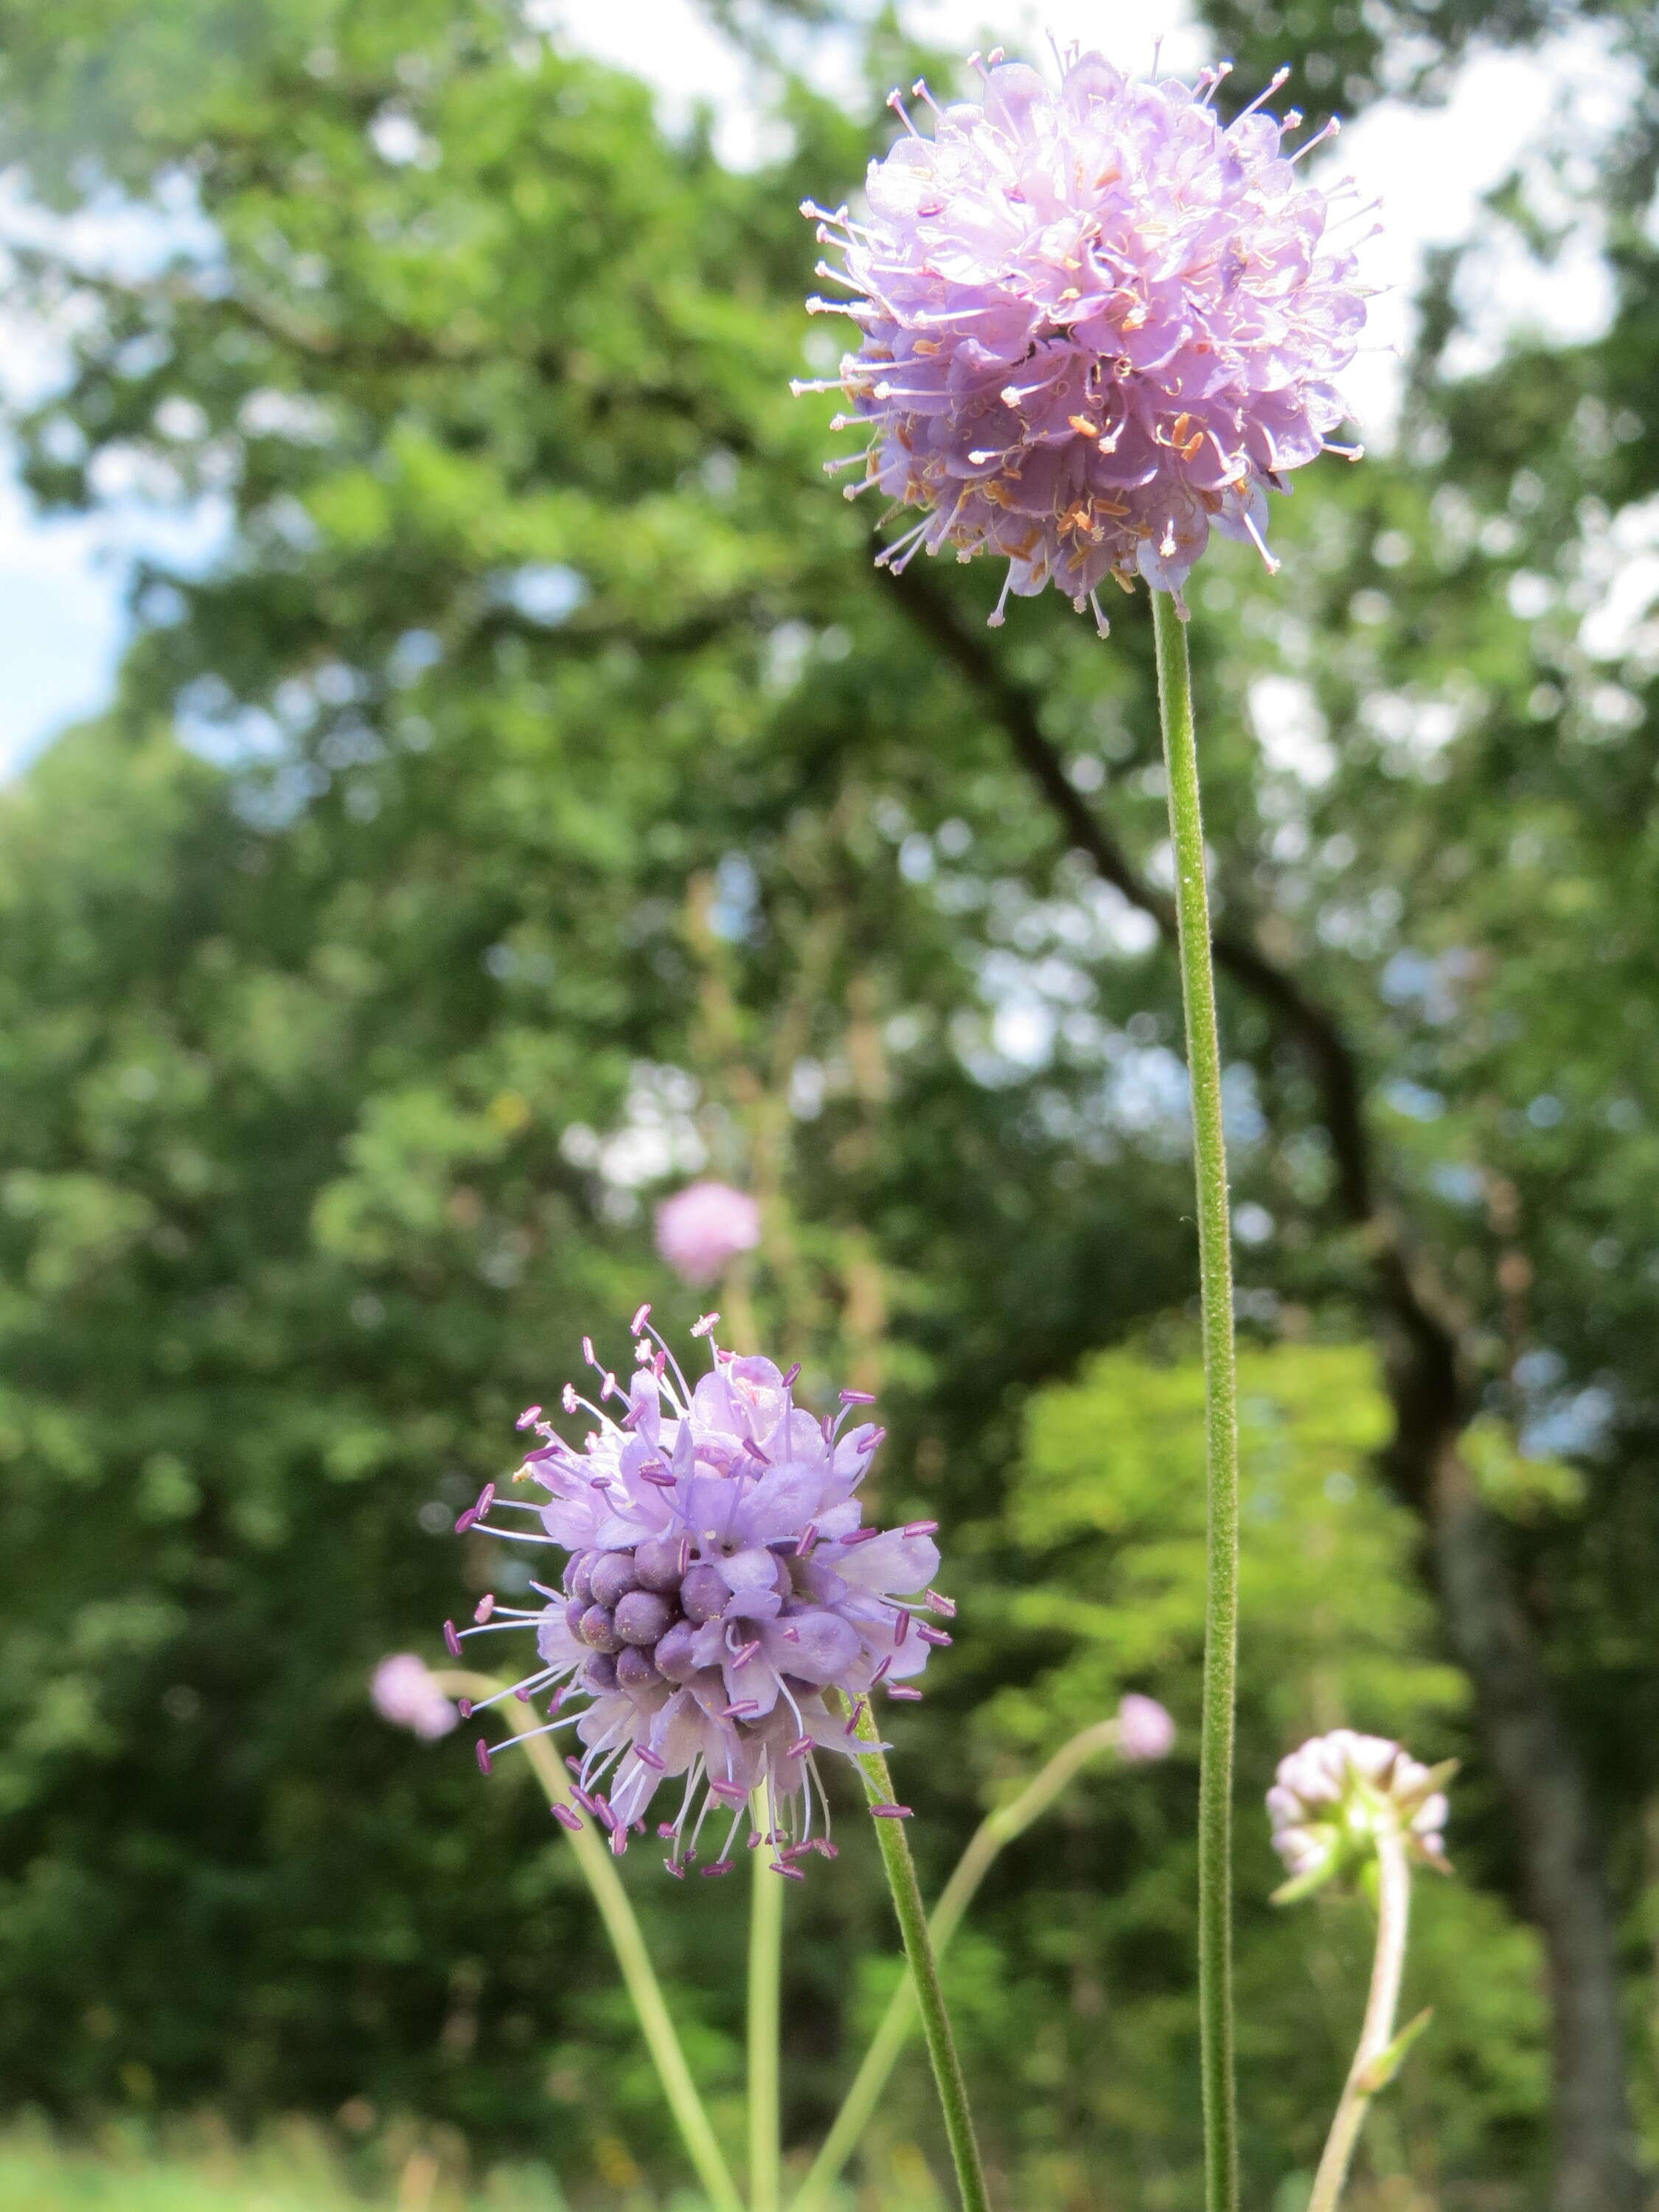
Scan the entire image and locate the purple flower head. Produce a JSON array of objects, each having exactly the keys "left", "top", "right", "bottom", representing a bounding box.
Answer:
[
  {"left": 799, "top": 49, "right": 1369, "bottom": 625},
  {"left": 451, "top": 1315, "right": 949, "bottom": 1874},
  {"left": 1267, "top": 1728, "right": 1452, "bottom": 1894},
  {"left": 1116, "top": 1691, "right": 1175, "bottom": 1762},
  {"left": 654, "top": 1181, "right": 762, "bottom": 1288},
  {"left": 372, "top": 1654, "right": 459, "bottom": 1741}
]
